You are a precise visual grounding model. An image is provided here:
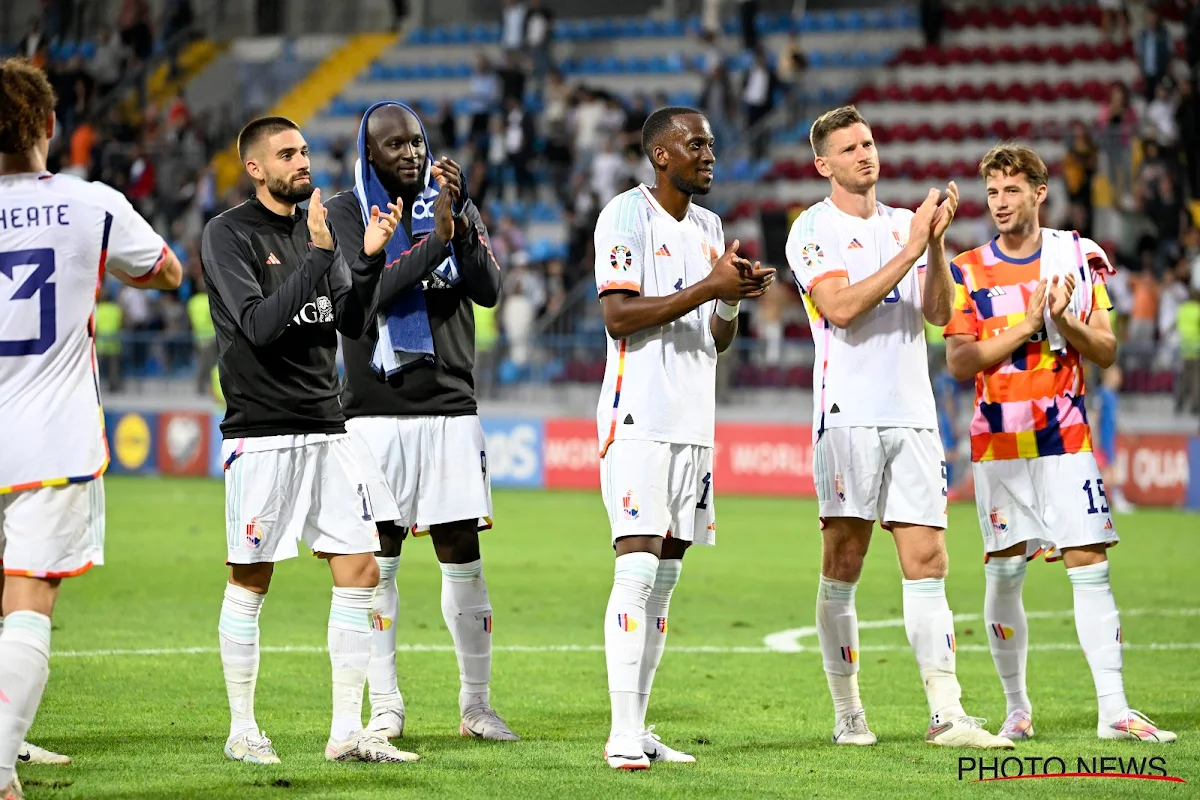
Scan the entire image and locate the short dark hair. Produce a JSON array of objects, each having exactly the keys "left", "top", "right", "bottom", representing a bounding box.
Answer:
[
  {"left": 978, "top": 142, "right": 1049, "bottom": 188},
  {"left": 809, "top": 105, "right": 869, "bottom": 157},
  {"left": 237, "top": 116, "right": 300, "bottom": 162},
  {"left": 0, "top": 58, "right": 56, "bottom": 155},
  {"left": 641, "top": 106, "right": 704, "bottom": 165}
]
